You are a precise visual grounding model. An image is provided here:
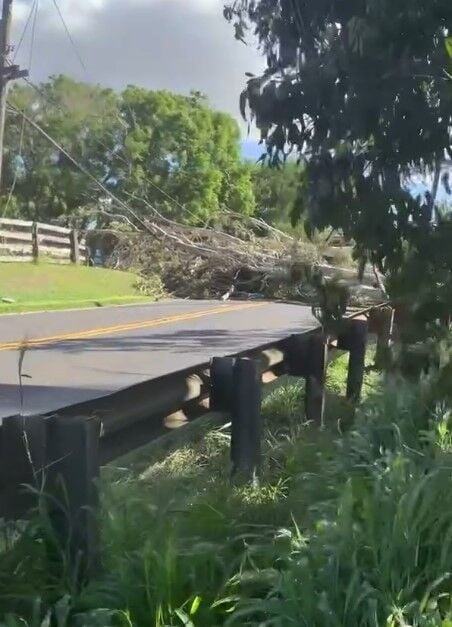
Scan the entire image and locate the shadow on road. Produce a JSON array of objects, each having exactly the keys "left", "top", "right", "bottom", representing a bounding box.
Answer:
[
  {"left": 0, "top": 382, "right": 112, "bottom": 418},
  {"left": 30, "top": 326, "right": 309, "bottom": 355}
]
